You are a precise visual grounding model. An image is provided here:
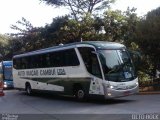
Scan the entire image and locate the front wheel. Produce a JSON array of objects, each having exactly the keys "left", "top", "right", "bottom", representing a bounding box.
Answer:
[{"left": 75, "top": 89, "right": 85, "bottom": 100}]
